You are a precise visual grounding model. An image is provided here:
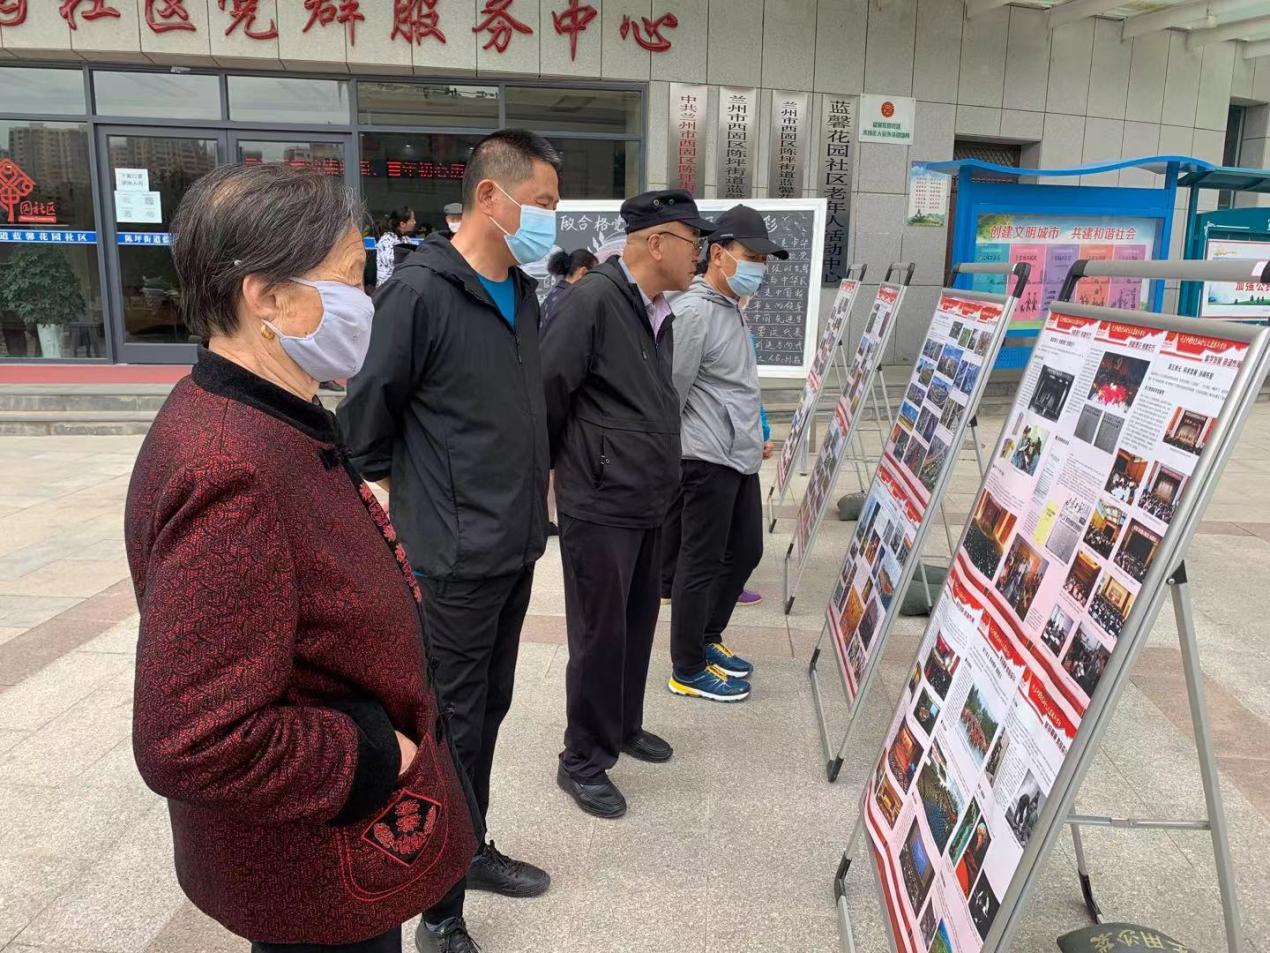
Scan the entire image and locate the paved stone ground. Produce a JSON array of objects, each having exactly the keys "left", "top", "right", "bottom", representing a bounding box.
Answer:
[{"left": 1, "top": 414, "right": 1269, "bottom": 953}]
